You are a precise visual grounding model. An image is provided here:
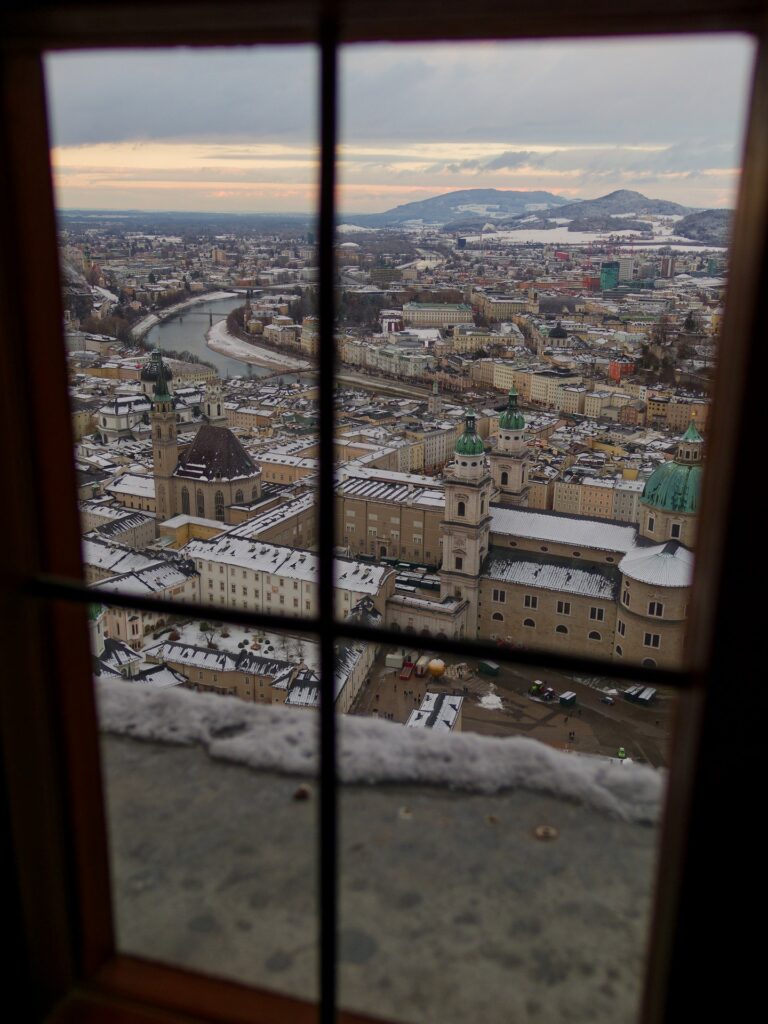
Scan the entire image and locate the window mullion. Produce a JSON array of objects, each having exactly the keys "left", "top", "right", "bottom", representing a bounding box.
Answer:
[{"left": 318, "top": 18, "right": 339, "bottom": 1024}]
